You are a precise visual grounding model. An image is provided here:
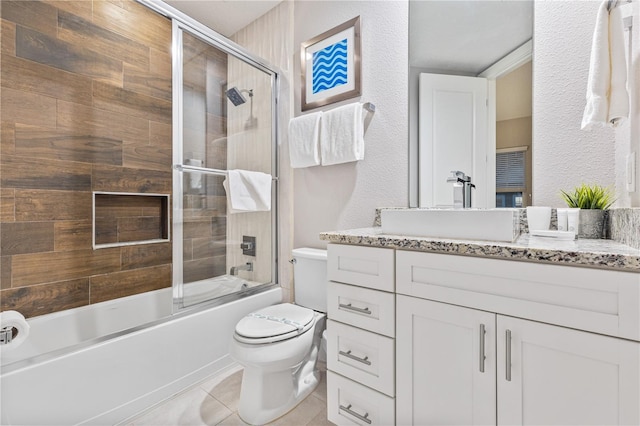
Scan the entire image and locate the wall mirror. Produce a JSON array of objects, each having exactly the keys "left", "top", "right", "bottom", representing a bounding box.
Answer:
[{"left": 409, "top": 0, "right": 534, "bottom": 208}]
